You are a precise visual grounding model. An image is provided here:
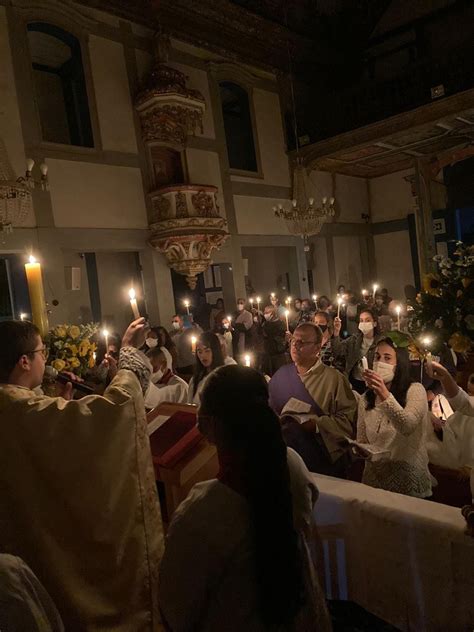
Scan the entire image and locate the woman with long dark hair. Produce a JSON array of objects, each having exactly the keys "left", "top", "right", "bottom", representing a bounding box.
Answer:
[
  {"left": 187, "top": 331, "right": 224, "bottom": 405},
  {"left": 357, "top": 337, "right": 432, "bottom": 498},
  {"left": 146, "top": 326, "right": 178, "bottom": 370},
  {"left": 332, "top": 308, "right": 382, "bottom": 393},
  {"left": 159, "top": 365, "right": 331, "bottom": 631}
]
